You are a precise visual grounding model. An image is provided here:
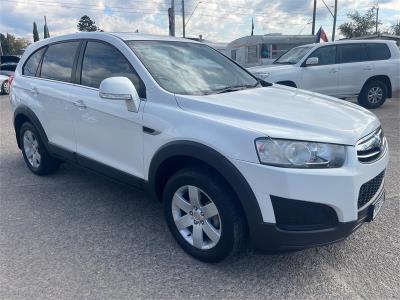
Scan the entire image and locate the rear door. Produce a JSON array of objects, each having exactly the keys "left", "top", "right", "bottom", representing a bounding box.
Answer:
[
  {"left": 337, "top": 43, "right": 373, "bottom": 97},
  {"left": 36, "top": 41, "right": 82, "bottom": 152},
  {"left": 300, "top": 45, "right": 339, "bottom": 96}
]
